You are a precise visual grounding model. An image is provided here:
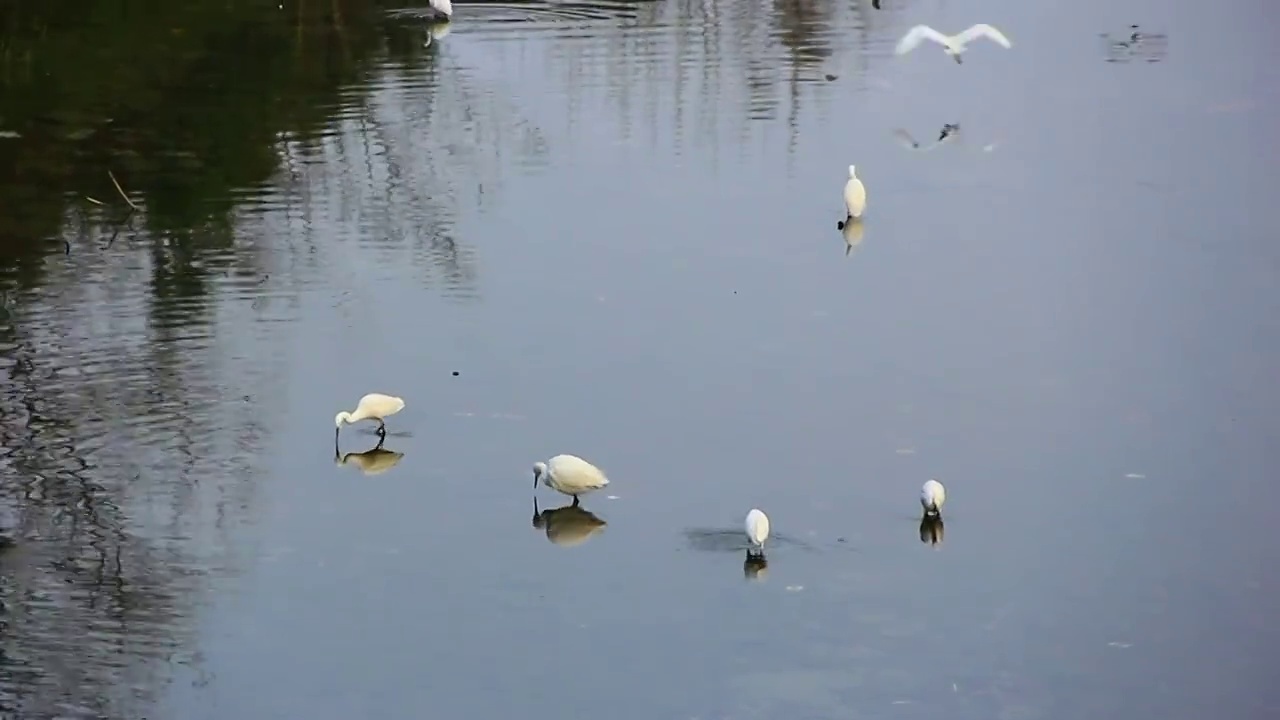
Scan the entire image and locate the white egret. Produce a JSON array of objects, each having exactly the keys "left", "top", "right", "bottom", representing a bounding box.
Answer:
[
  {"left": 334, "top": 393, "right": 405, "bottom": 440},
  {"left": 533, "top": 454, "right": 610, "bottom": 507},
  {"left": 920, "top": 478, "right": 947, "bottom": 517},
  {"left": 744, "top": 508, "right": 770, "bottom": 556},
  {"left": 843, "top": 165, "right": 866, "bottom": 221},
  {"left": 424, "top": 0, "right": 452, "bottom": 22},
  {"left": 895, "top": 24, "right": 1012, "bottom": 64}
]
